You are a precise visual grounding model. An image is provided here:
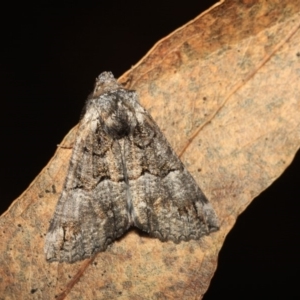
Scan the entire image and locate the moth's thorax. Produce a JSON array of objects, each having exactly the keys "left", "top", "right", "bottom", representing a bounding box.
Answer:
[
  {"left": 86, "top": 90, "right": 140, "bottom": 139},
  {"left": 104, "top": 99, "right": 138, "bottom": 139}
]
